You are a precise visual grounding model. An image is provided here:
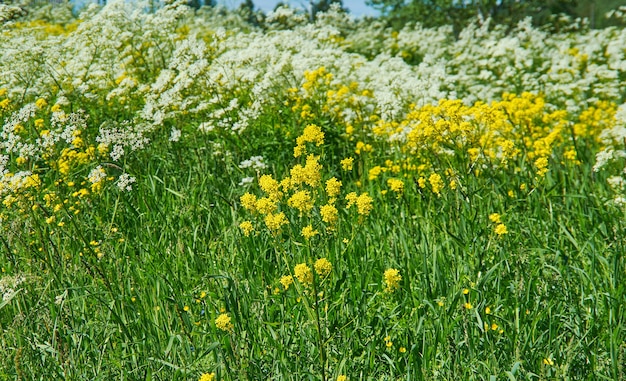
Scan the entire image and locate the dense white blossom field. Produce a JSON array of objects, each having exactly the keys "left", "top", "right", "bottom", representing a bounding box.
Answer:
[{"left": 1, "top": 1, "right": 626, "bottom": 380}]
